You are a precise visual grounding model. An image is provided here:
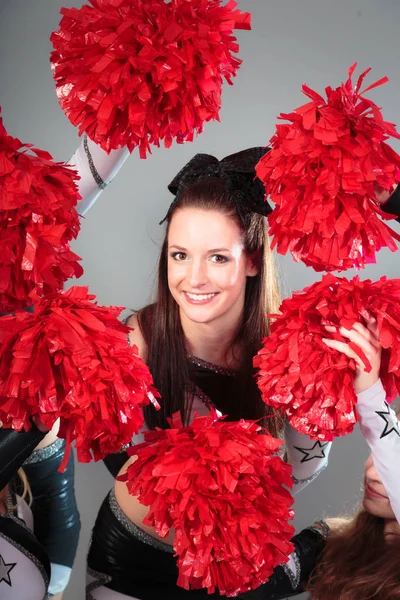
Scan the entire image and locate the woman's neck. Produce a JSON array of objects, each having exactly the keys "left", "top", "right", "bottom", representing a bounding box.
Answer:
[
  {"left": 180, "top": 309, "right": 243, "bottom": 368},
  {"left": 384, "top": 518, "right": 400, "bottom": 542}
]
